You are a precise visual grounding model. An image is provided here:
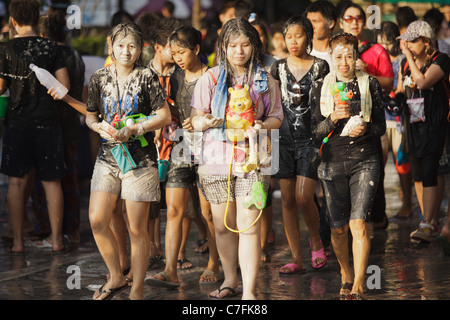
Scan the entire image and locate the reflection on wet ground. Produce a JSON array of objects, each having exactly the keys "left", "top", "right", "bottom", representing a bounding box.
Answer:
[{"left": 0, "top": 157, "right": 449, "bottom": 301}]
